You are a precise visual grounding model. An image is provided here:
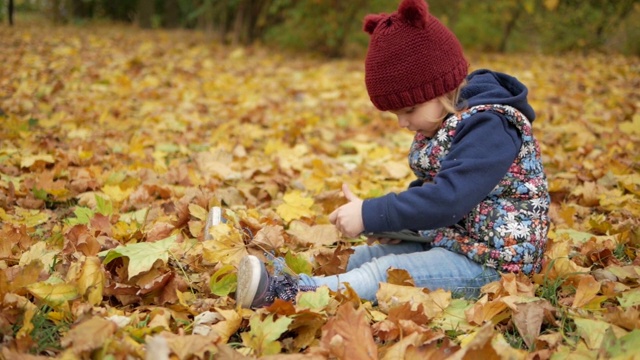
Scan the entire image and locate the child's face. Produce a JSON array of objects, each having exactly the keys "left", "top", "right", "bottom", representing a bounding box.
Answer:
[{"left": 389, "top": 98, "right": 446, "bottom": 137}]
